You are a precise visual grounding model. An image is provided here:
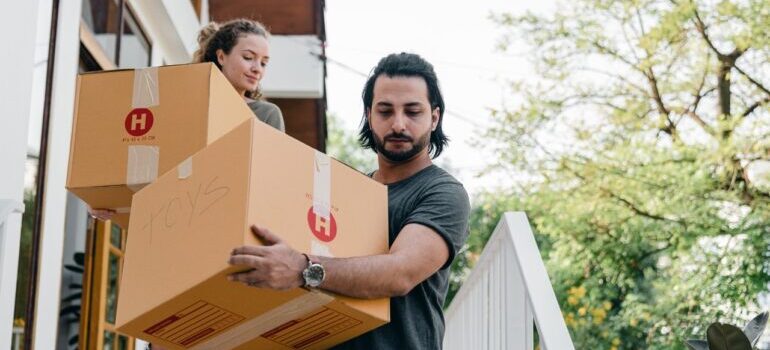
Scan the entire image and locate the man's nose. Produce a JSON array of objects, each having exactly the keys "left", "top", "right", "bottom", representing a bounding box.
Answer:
[{"left": 391, "top": 113, "right": 407, "bottom": 132}]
